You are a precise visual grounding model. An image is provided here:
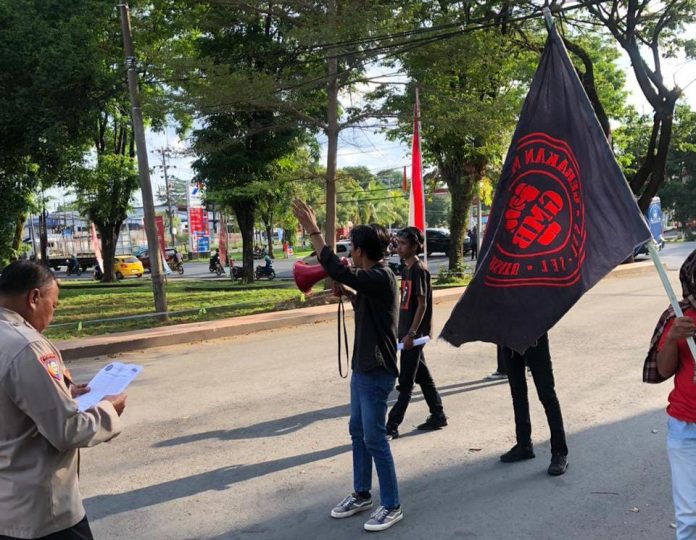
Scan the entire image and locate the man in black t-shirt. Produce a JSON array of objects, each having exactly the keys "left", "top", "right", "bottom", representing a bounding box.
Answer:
[{"left": 386, "top": 227, "right": 446, "bottom": 440}]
